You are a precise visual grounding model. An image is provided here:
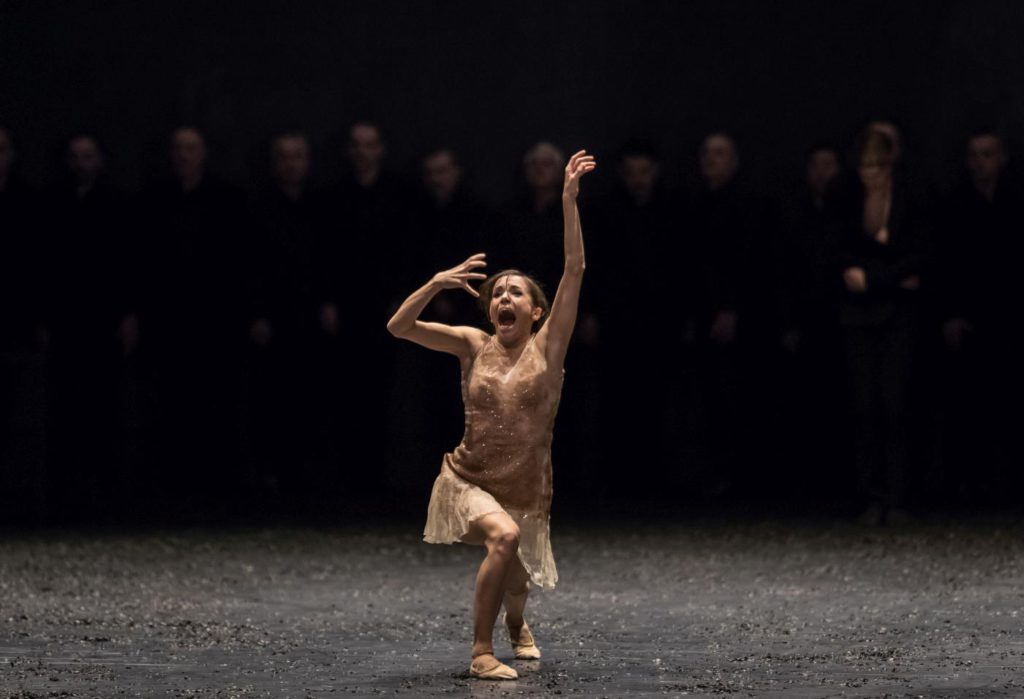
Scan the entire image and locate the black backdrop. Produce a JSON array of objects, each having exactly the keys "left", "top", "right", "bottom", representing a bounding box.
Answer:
[
  {"left": 3, "top": 1, "right": 1024, "bottom": 524},
  {"left": 2, "top": 0, "right": 1023, "bottom": 199}
]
